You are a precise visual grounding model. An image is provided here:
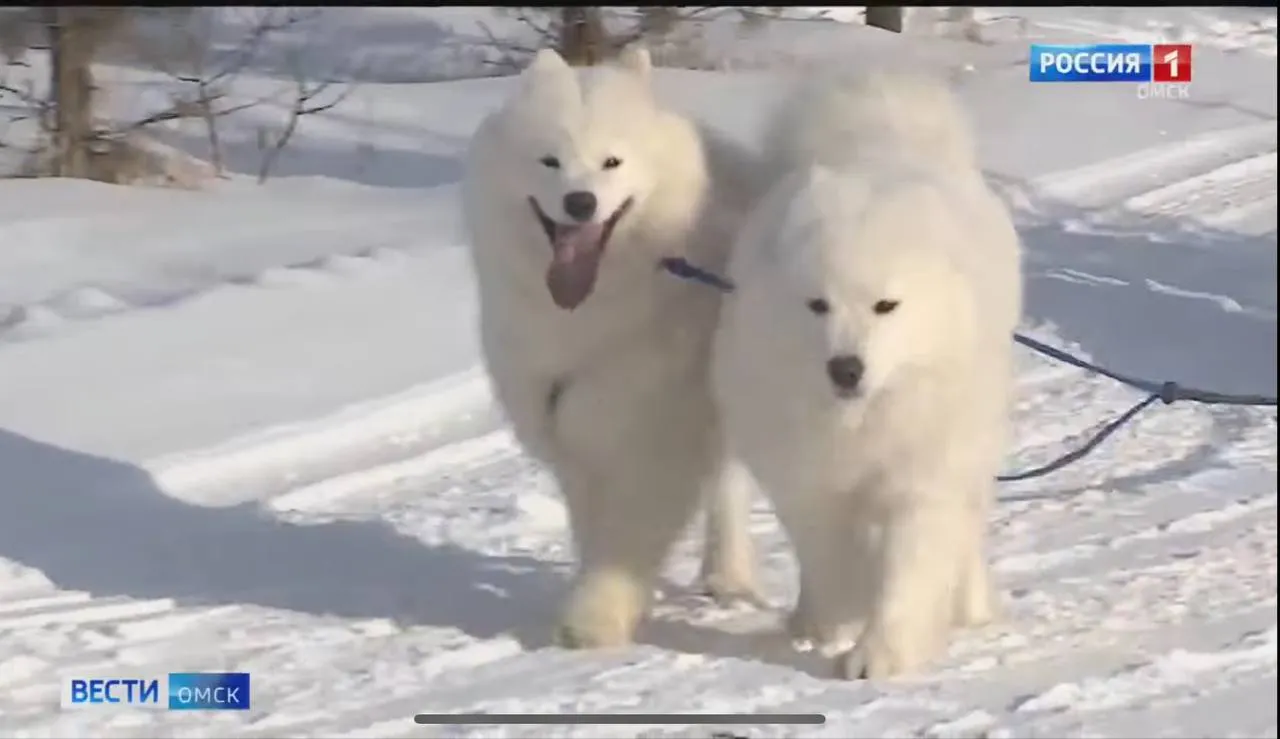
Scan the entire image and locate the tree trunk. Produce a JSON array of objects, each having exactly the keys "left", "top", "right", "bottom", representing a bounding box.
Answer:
[
  {"left": 865, "top": 7, "right": 904, "bottom": 34},
  {"left": 557, "top": 7, "right": 606, "bottom": 66},
  {"left": 47, "top": 8, "right": 98, "bottom": 178},
  {"left": 43, "top": 8, "right": 130, "bottom": 180}
]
